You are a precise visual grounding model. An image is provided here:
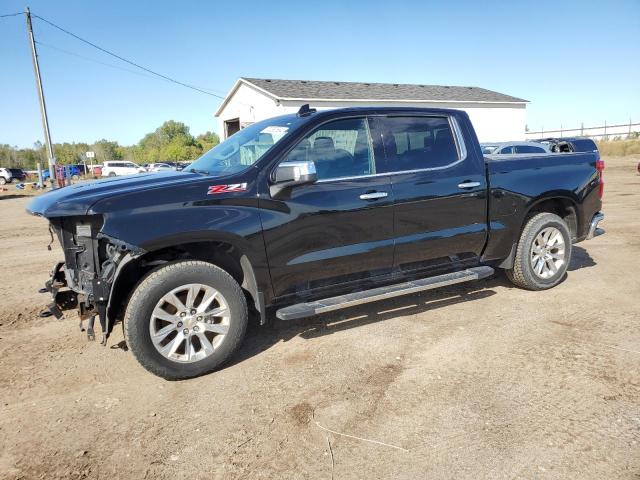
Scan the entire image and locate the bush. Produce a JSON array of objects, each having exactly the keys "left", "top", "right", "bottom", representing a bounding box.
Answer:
[{"left": 596, "top": 138, "right": 640, "bottom": 156}]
